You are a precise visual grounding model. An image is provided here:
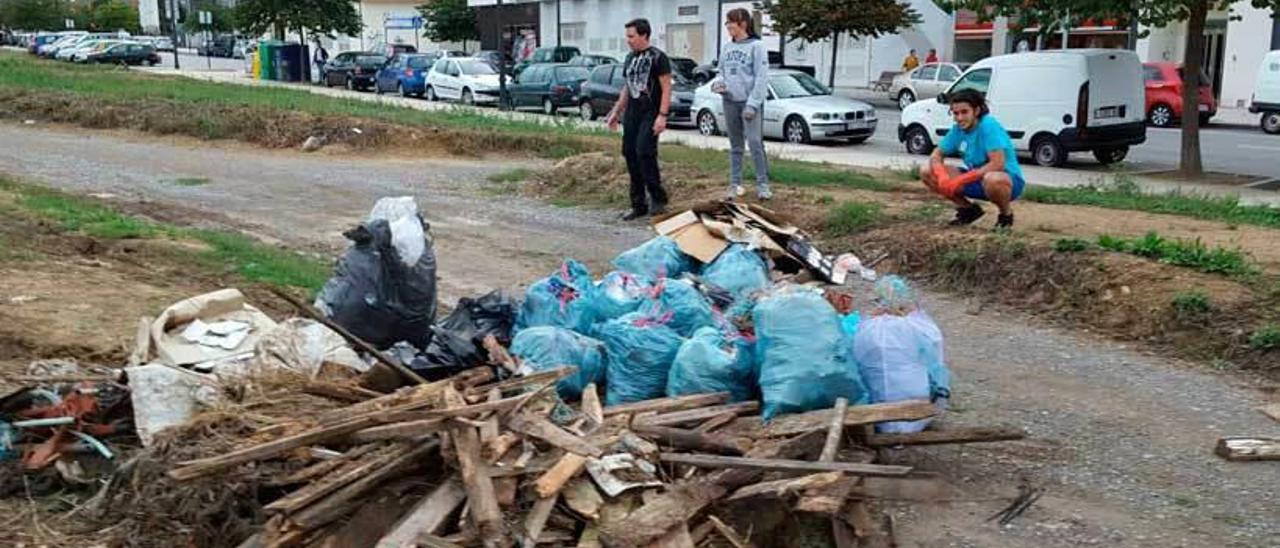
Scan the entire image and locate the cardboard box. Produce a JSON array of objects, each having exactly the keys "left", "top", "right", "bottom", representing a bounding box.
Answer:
[{"left": 654, "top": 210, "right": 729, "bottom": 264}]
